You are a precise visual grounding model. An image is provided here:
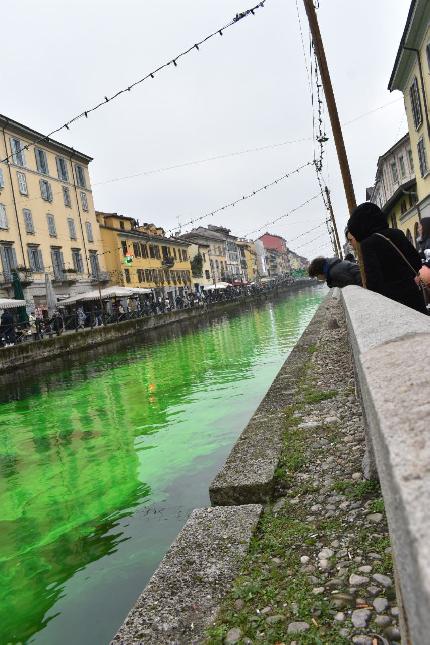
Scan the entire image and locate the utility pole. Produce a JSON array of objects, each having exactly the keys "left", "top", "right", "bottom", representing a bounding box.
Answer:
[
  {"left": 302, "top": 0, "right": 367, "bottom": 285},
  {"left": 325, "top": 187, "right": 342, "bottom": 258},
  {"left": 302, "top": 0, "right": 356, "bottom": 214}
]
